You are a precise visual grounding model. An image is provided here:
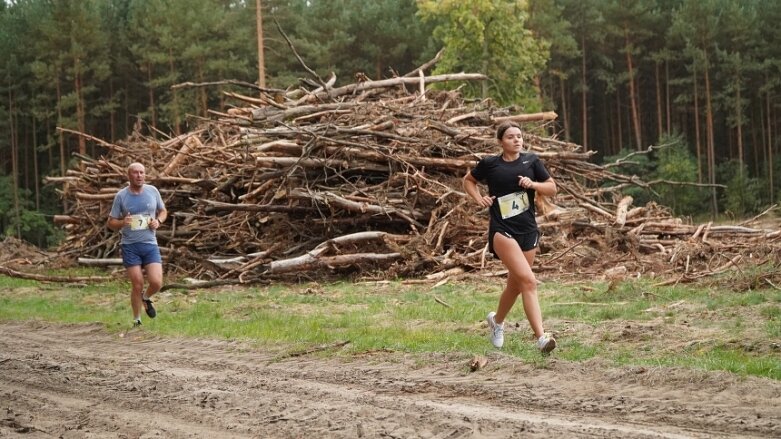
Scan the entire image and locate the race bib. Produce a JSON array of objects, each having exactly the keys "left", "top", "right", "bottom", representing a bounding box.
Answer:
[
  {"left": 129, "top": 214, "right": 151, "bottom": 230},
  {"left": 497, "top": 191, "right": 529, "bottom": 219}
]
